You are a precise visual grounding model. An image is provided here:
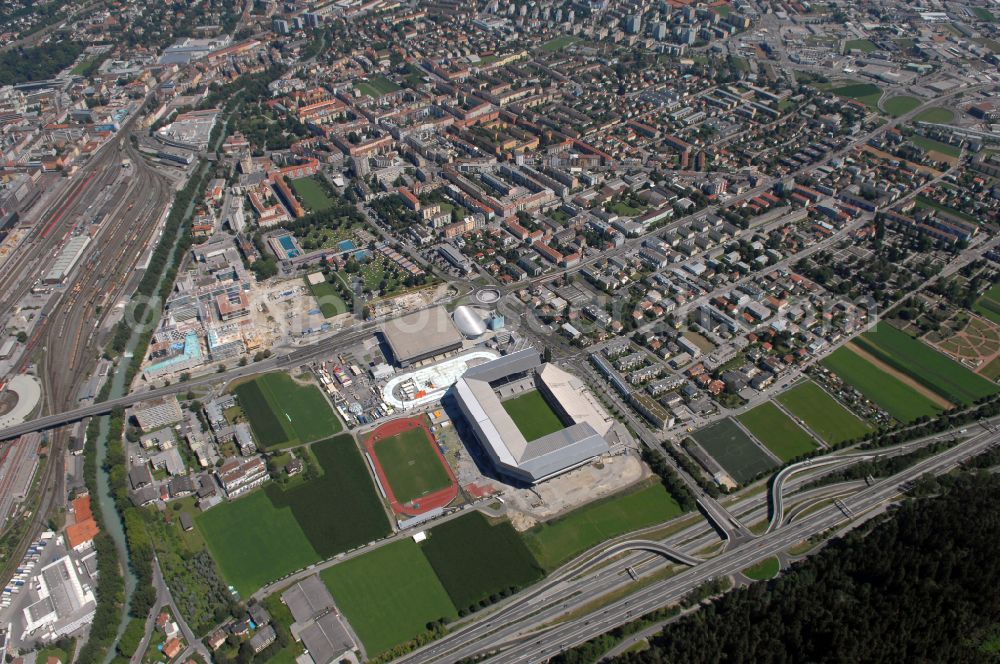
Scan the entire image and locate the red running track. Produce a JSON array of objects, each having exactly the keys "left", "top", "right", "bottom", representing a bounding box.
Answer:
[{"left": 363, "top": 417, "right": 459, "bottom": 517}]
